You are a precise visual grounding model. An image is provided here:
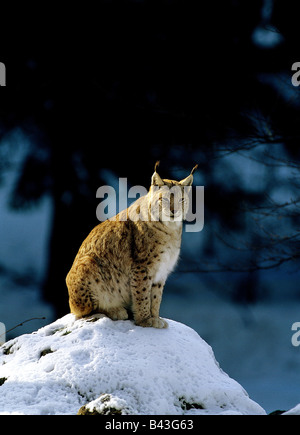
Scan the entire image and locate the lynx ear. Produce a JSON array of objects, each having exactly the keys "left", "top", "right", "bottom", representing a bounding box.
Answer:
[
  {"left": 179, "top": 164, "right": 198, "bottom": 186},
  {"left": 151, "top": 160, "right": 164, "bottom": 186}
]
